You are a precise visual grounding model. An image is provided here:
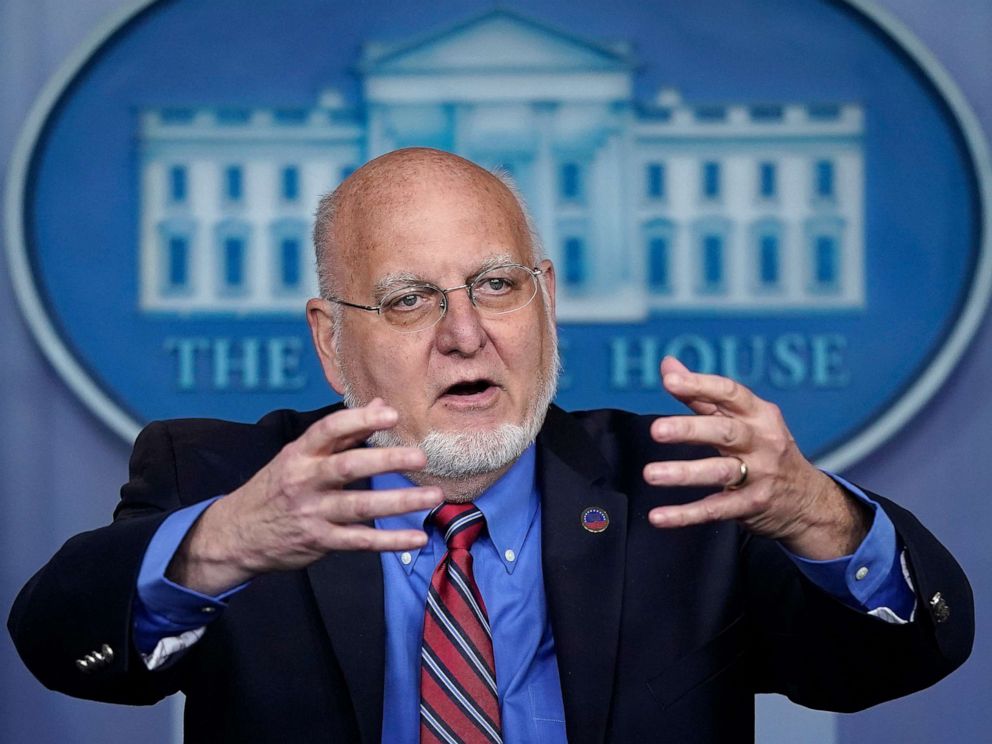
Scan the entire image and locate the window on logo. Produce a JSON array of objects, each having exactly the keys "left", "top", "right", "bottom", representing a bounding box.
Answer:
[
  {"left": 643, "top": 217, "right": 674, "bottom": 293},
  {"left": 648, "top": 236, "right": 669, "bottom": 291},
  {"left": 166, "top": 236, "right": 188, "bottom": 291},
  {"left": 168, "top": 165, "right": 187, "bottom": 203},
  {"left": 813, "top": 235, "right": 839, "bottom": 289},
  {"left": 646, "top": 163, "right": 665, "bottom": 199},
  {"left": 281, "top": 166, "right": 299, "bottom": 202},
  {"left": 217, "top": 108, "right": 250, "bottom": 125},
  {"left": 695, "top": 106, "right": 726, "bottom": 122},
  {"left": 702, "top": 161, "right": 721, "bottom": 200},
  {"left": 560, "top": 162, "right": 582, "bottom": 201},
  {"left": 564, "top": 237, "right": 586, "bottom": 288},
  {"left": 224, "top": 165, "right": 244, "bottom": 202},
  {"left": 750, "top": 104, "right": 784, "bottom": 122},
  {"left": 759, "top": 234, "right": 780, "bottom": 287},
  {"left": 815, "top": 160, "right": 835, "bottom": 199},
  {"left": 701, "top": 234, "right": 724, "bottom": 291},
  {"left": 270, "top": 219, "right": 307, "bottom": 295},
  {"left": 809, "top": 104, "right": 841, "bottom": 121},
  {"left": 758, "top": 162, "right": 777, "bottom": 199},
  {"left": 280, "top": 237, "right": 301, "bottom": 288},
  {"left": 223, "top": 237, "right": 246, "bottom": 289}
]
